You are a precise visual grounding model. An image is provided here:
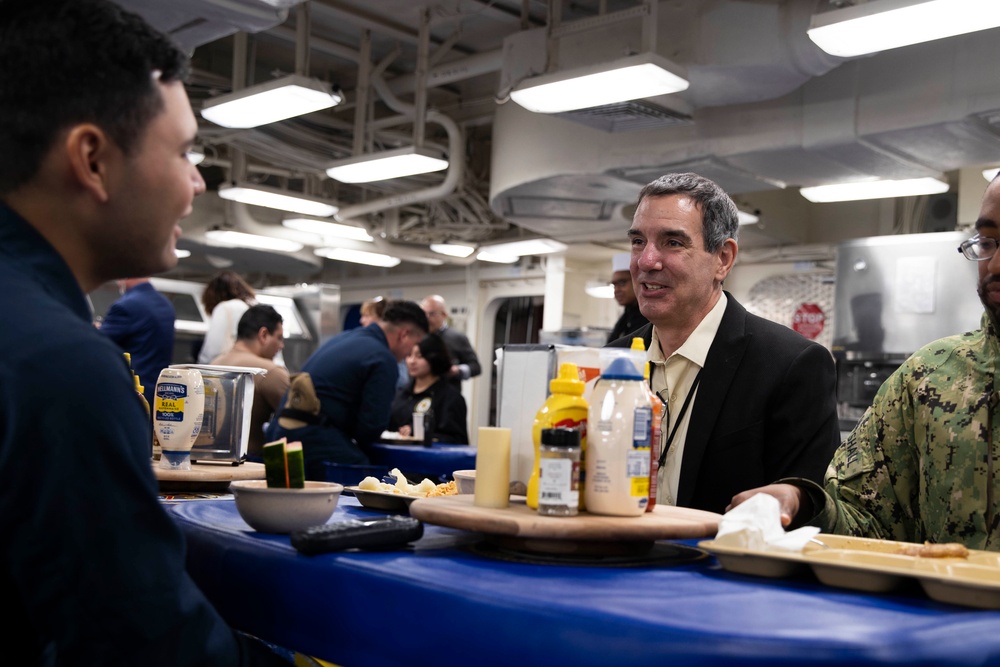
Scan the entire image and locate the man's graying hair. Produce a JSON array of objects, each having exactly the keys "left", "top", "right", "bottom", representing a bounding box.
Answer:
[{"left": 636, "top": 173, "right": 740, "bottom": 252}]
